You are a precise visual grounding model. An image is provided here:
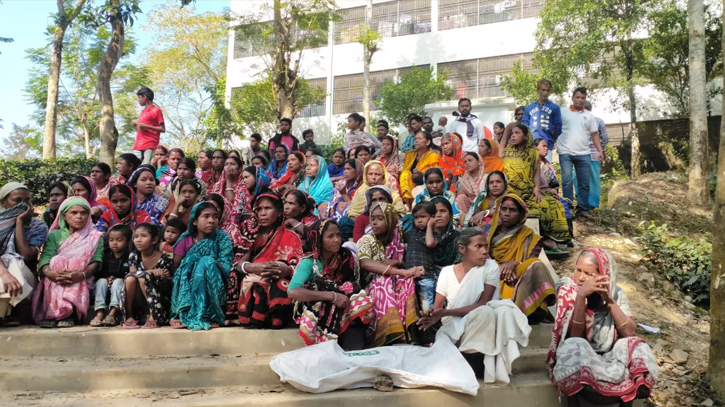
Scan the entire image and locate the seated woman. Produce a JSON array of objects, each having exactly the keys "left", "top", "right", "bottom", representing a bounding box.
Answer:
[
  {"left": 354, "top": 145, "right": 372, "bottom": 166},
  {"left": 162, "top": 157, "right": 207, "bottom": 201},
  {"left": 196, "top": 149, "right": 213, "bottom": 179},
  {"left": 210, "top": 156, "right": 248, "bottom": 212},
  {"left": 479, "top": 138, "right": 504, "bottom": 173},
  {"left": 91, "top": 162, "right": 115, "bottom": 209},
  {"left": 439, "top": 133, "right": 465, "bottom": 193},
  {"left": 327, "top": 148, "right": 347, "bottom": 182},
  {"left": 43, "top": 182, "right": 68, "bottom": 228},
  {"left": 70, "top": 176, "right": 107, "bottom": 223},
  {"left": 269, "top": 144, "right": 290, "bottom": 181},
  {"left": 400, "top": 130, "right": 440, "bottom": 204},
  {"left": 487, "top": 194, "right": 556, "bottom": 323},
  {"left": 535, "top": 138, "right": 573, "bottom": 237},
  {"left": 237, "top": 166, "right": 271, "bottom": 213},
  {"left": 283, "top": 190, "right": 319, "bottom": 241},
  {"left": 96, "top": 184, "right": 160, "bottom": 234},
  {"left": 32, "top": 197, "right": 103, "bottom": 328},
  {"left": 129, "top": 165, "right": 169, "bottom": 221},
  {"left": 170, "top": 202, "right": 233, "bottom": 331},
  {"left": 234, "top": 192, "right": 303, "bottom": 328},
  {"left": 427, "top": 196, "right": 461, "bottom": 276},
  {"left": 204, "top": 149, "right": 227, "bottom": 191},
  {"left": 289, "top": 220, "right": 373, "bottom": 349},
  {"left": 152, "top": 145, "right": 170, "bottom": 178},
  {"left": 347, "top": 160, "right": 406, "bottom": 220},
  {"left": 270, "top": 151, "right": 305, "bottom": 196},
  {"left": 114, "top": 153, "right": 141, "bottom": 185},
  {"left": 413, "top": 168, "right": 460, "bottom": 226},
  {"left": 162, "top": 180, "right": 201, "bottom": 225},
  {"left": 378, "top": 135, "right": 403, "bottom": 184},
  {"left": 0, "top": 183, "right": 48, "bottom": 327},
  {"left": 299, "top": 155, "right": 334, "bottom": 209},
  {"left": 465, "top": 170, "right": 508, "bottom": 228},
  {"left": 456, "top": 152, "right": 487, "bottom": 217},
  {"left": 503, "top": 124, "right": 571, "bottom": 251},
  {"left": 158, "top": 148, "right": 184, "bottom": 189},
  {"left": 548, "top": 249, "right": 657, "bottom": 406},
  {"left": 352, "top": 185, "right": 397, "bottom": 243},
  {"left": 357, "top": 202, "right": 424, "bottom": 347},
  {"left": 319, "top": 158, "right": 363, "bottom": 222},
  {"left": 228, "top": 150, "right": 241, "bottom": 160},
  {"left": 419, "top": 227, "right": 530, "bottom": 384}
]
